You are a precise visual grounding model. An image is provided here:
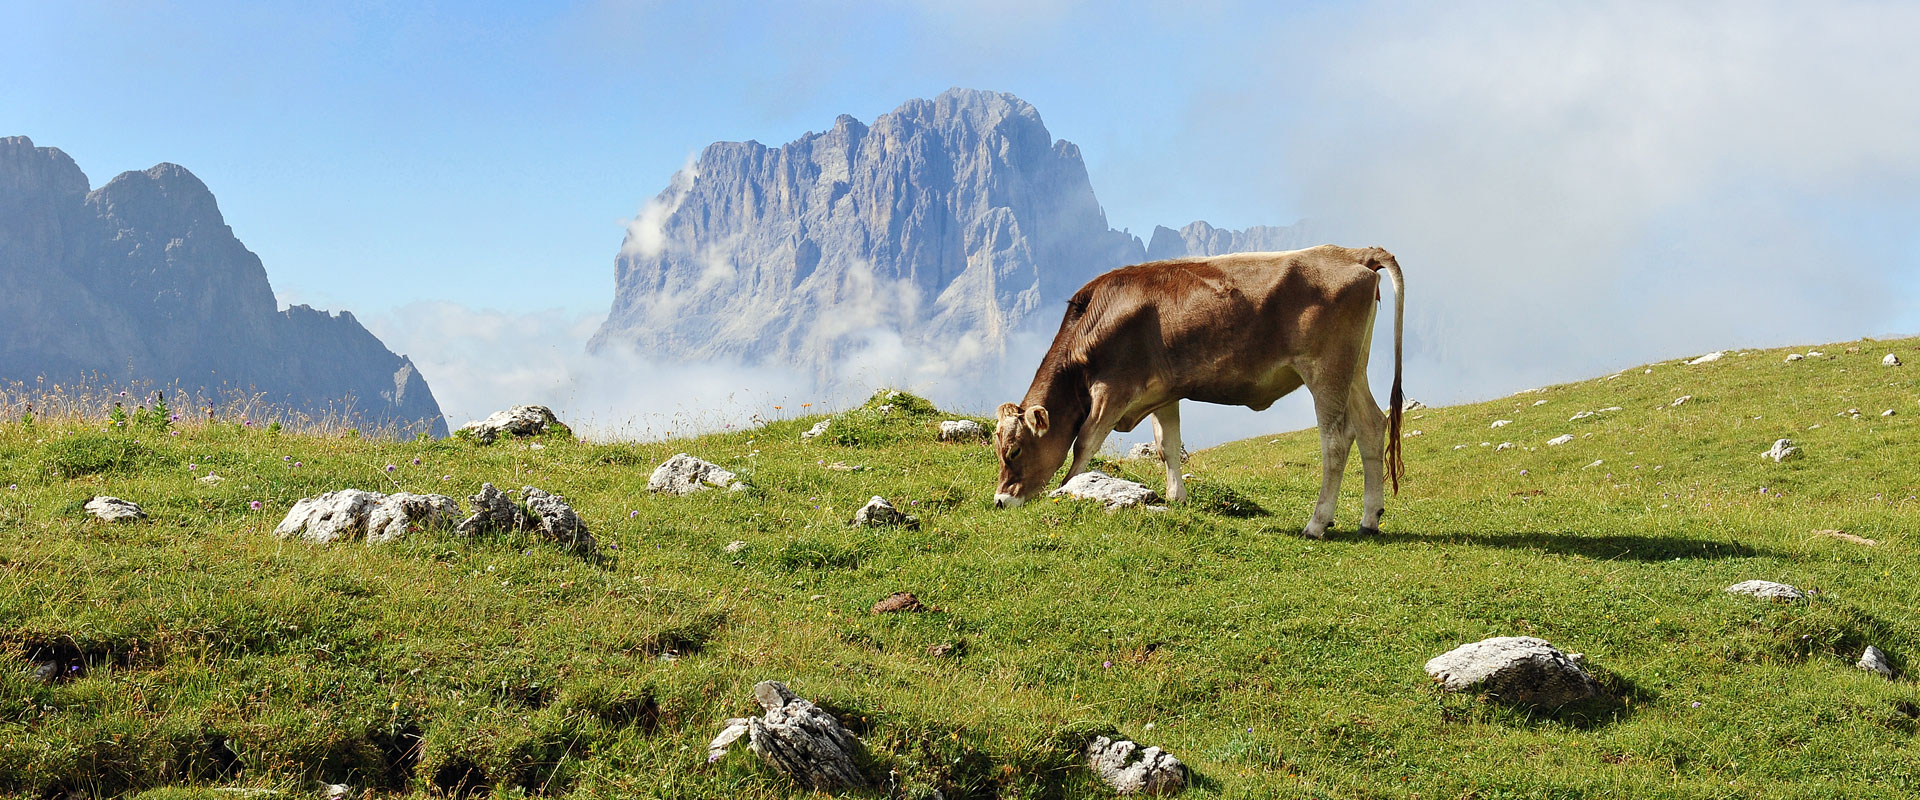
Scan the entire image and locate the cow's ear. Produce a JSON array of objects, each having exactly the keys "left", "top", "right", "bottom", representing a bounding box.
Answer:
[
  {"left": 1024, "top": 405, "right": 1051, "bottom": 437},
  {"left": 997, "top": 402, "right": 1023, "bottom": 420}
]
